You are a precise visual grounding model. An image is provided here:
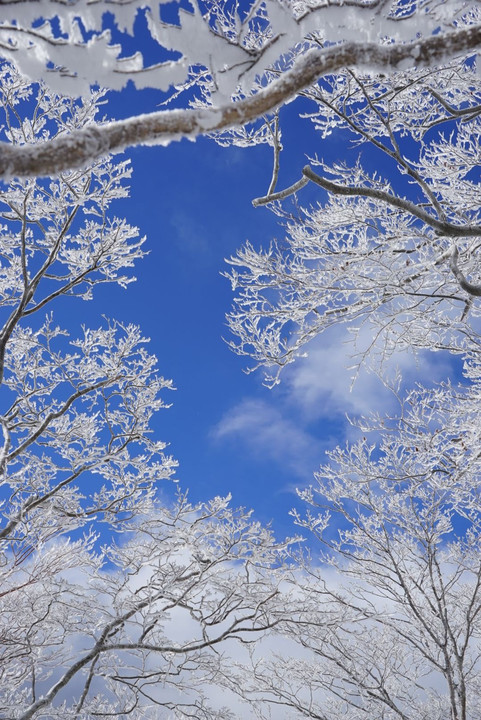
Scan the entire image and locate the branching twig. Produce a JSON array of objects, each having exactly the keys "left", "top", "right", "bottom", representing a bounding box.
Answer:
[{"left": 449, "top": 246, "right": 481, "bottom": 297}]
